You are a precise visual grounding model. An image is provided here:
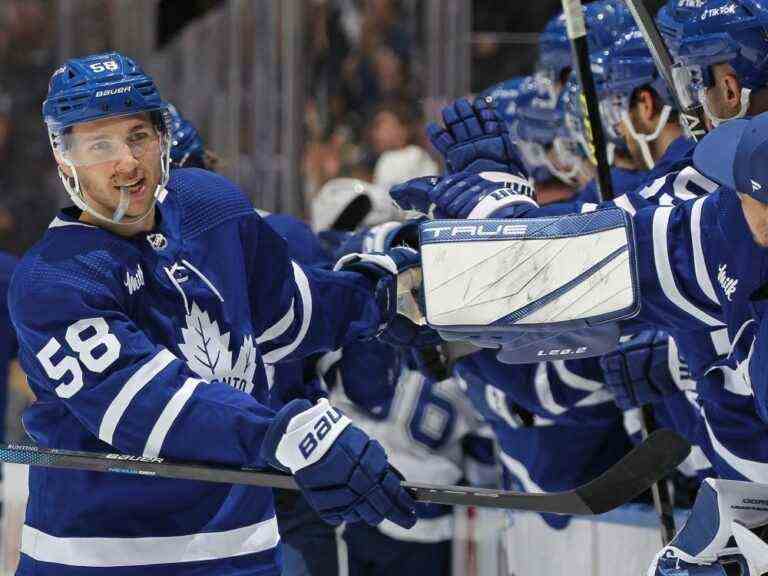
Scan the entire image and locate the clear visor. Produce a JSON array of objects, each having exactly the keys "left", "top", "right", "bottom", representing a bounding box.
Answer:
[
  {"left": 517, "top": 140, "right": 550, "bottom": 169},
  {"left": 553, "top": 136, "right": 583, "bottom": 168},
  {"left": 671, "top": 63, "right": 707, "bottom": 110},
  {"left": 602, "top": 94, "right": 628, "bottom": 142},
  {"left": 58, "top": 125, "right": 162, "bottom": 167},
  {"left": 48, "top": 110, "right": 166, "bottom": 167}
]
